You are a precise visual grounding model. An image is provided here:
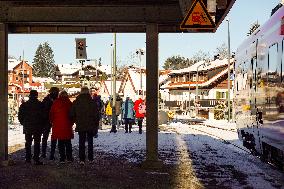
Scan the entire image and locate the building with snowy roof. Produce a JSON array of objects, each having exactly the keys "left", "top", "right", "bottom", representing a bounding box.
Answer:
[
  {"left": 118, "top": 66, "right": 146, "bottom": 101},
  {"left": 163, "top": 58, "right": 234, "bottom": 120}
]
